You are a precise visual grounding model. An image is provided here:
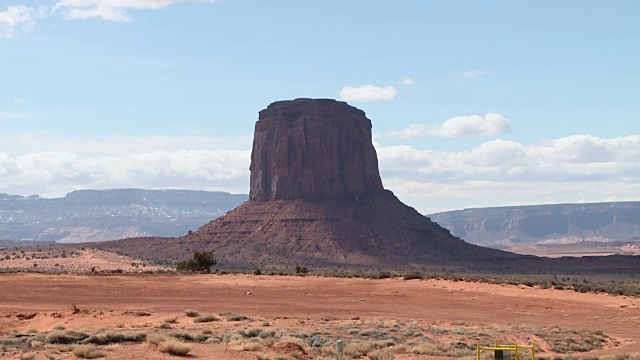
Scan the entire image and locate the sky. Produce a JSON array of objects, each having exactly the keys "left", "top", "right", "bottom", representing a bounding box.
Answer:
[{"left": 1, "top": 1, "right": 639, "bottom": 214}]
